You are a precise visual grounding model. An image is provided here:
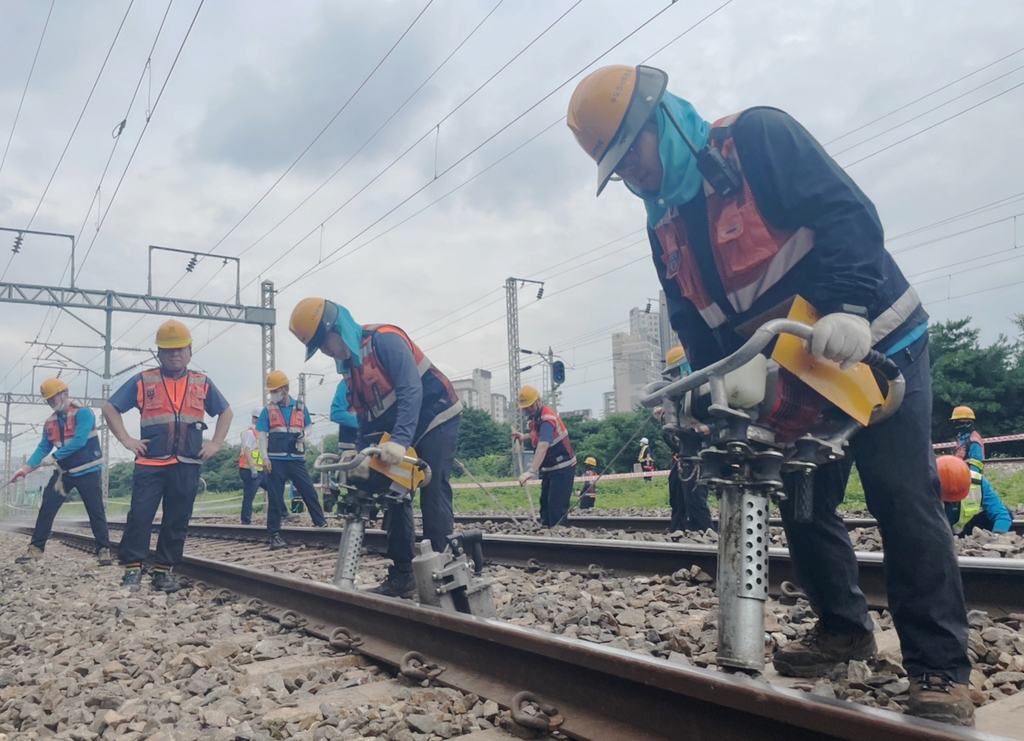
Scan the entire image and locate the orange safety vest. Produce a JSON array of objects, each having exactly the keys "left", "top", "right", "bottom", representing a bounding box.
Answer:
[
  {"left": 137, "top": 369, "right": 208, "bottom": 465},
  {"left": 653, "top": 110, "right": 814, "bottom": 331},
  {"left": 266, "top": 401, "right": 306, "bottom": 456},
  {"left": 527, "top": 405, "right": 576, "bottom": 473},
  {"left": 346, "top": 324, "right": 461, "bottom": 444},
  {"left": 238, "top": 427, "right": 264, "bottom": 470},
  {"left": 44, "top": 404, "right": 103, "bottom": 475}
]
